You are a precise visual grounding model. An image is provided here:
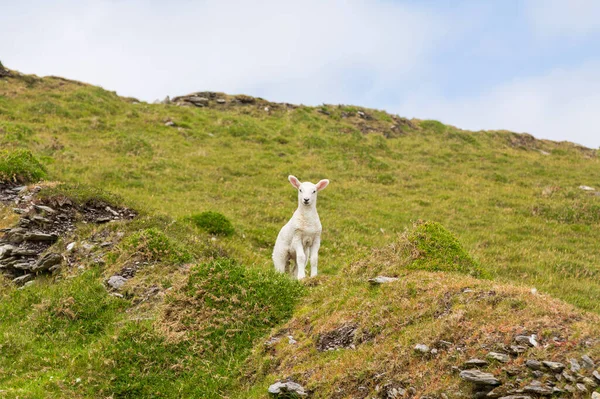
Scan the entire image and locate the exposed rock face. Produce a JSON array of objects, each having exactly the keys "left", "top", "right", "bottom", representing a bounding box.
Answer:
[
  {"left": 317, "top": 324, "right": 357, "bottom": 351},
  {"left": 0, "top": 184, "right": 136, "bottom": 283}
]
